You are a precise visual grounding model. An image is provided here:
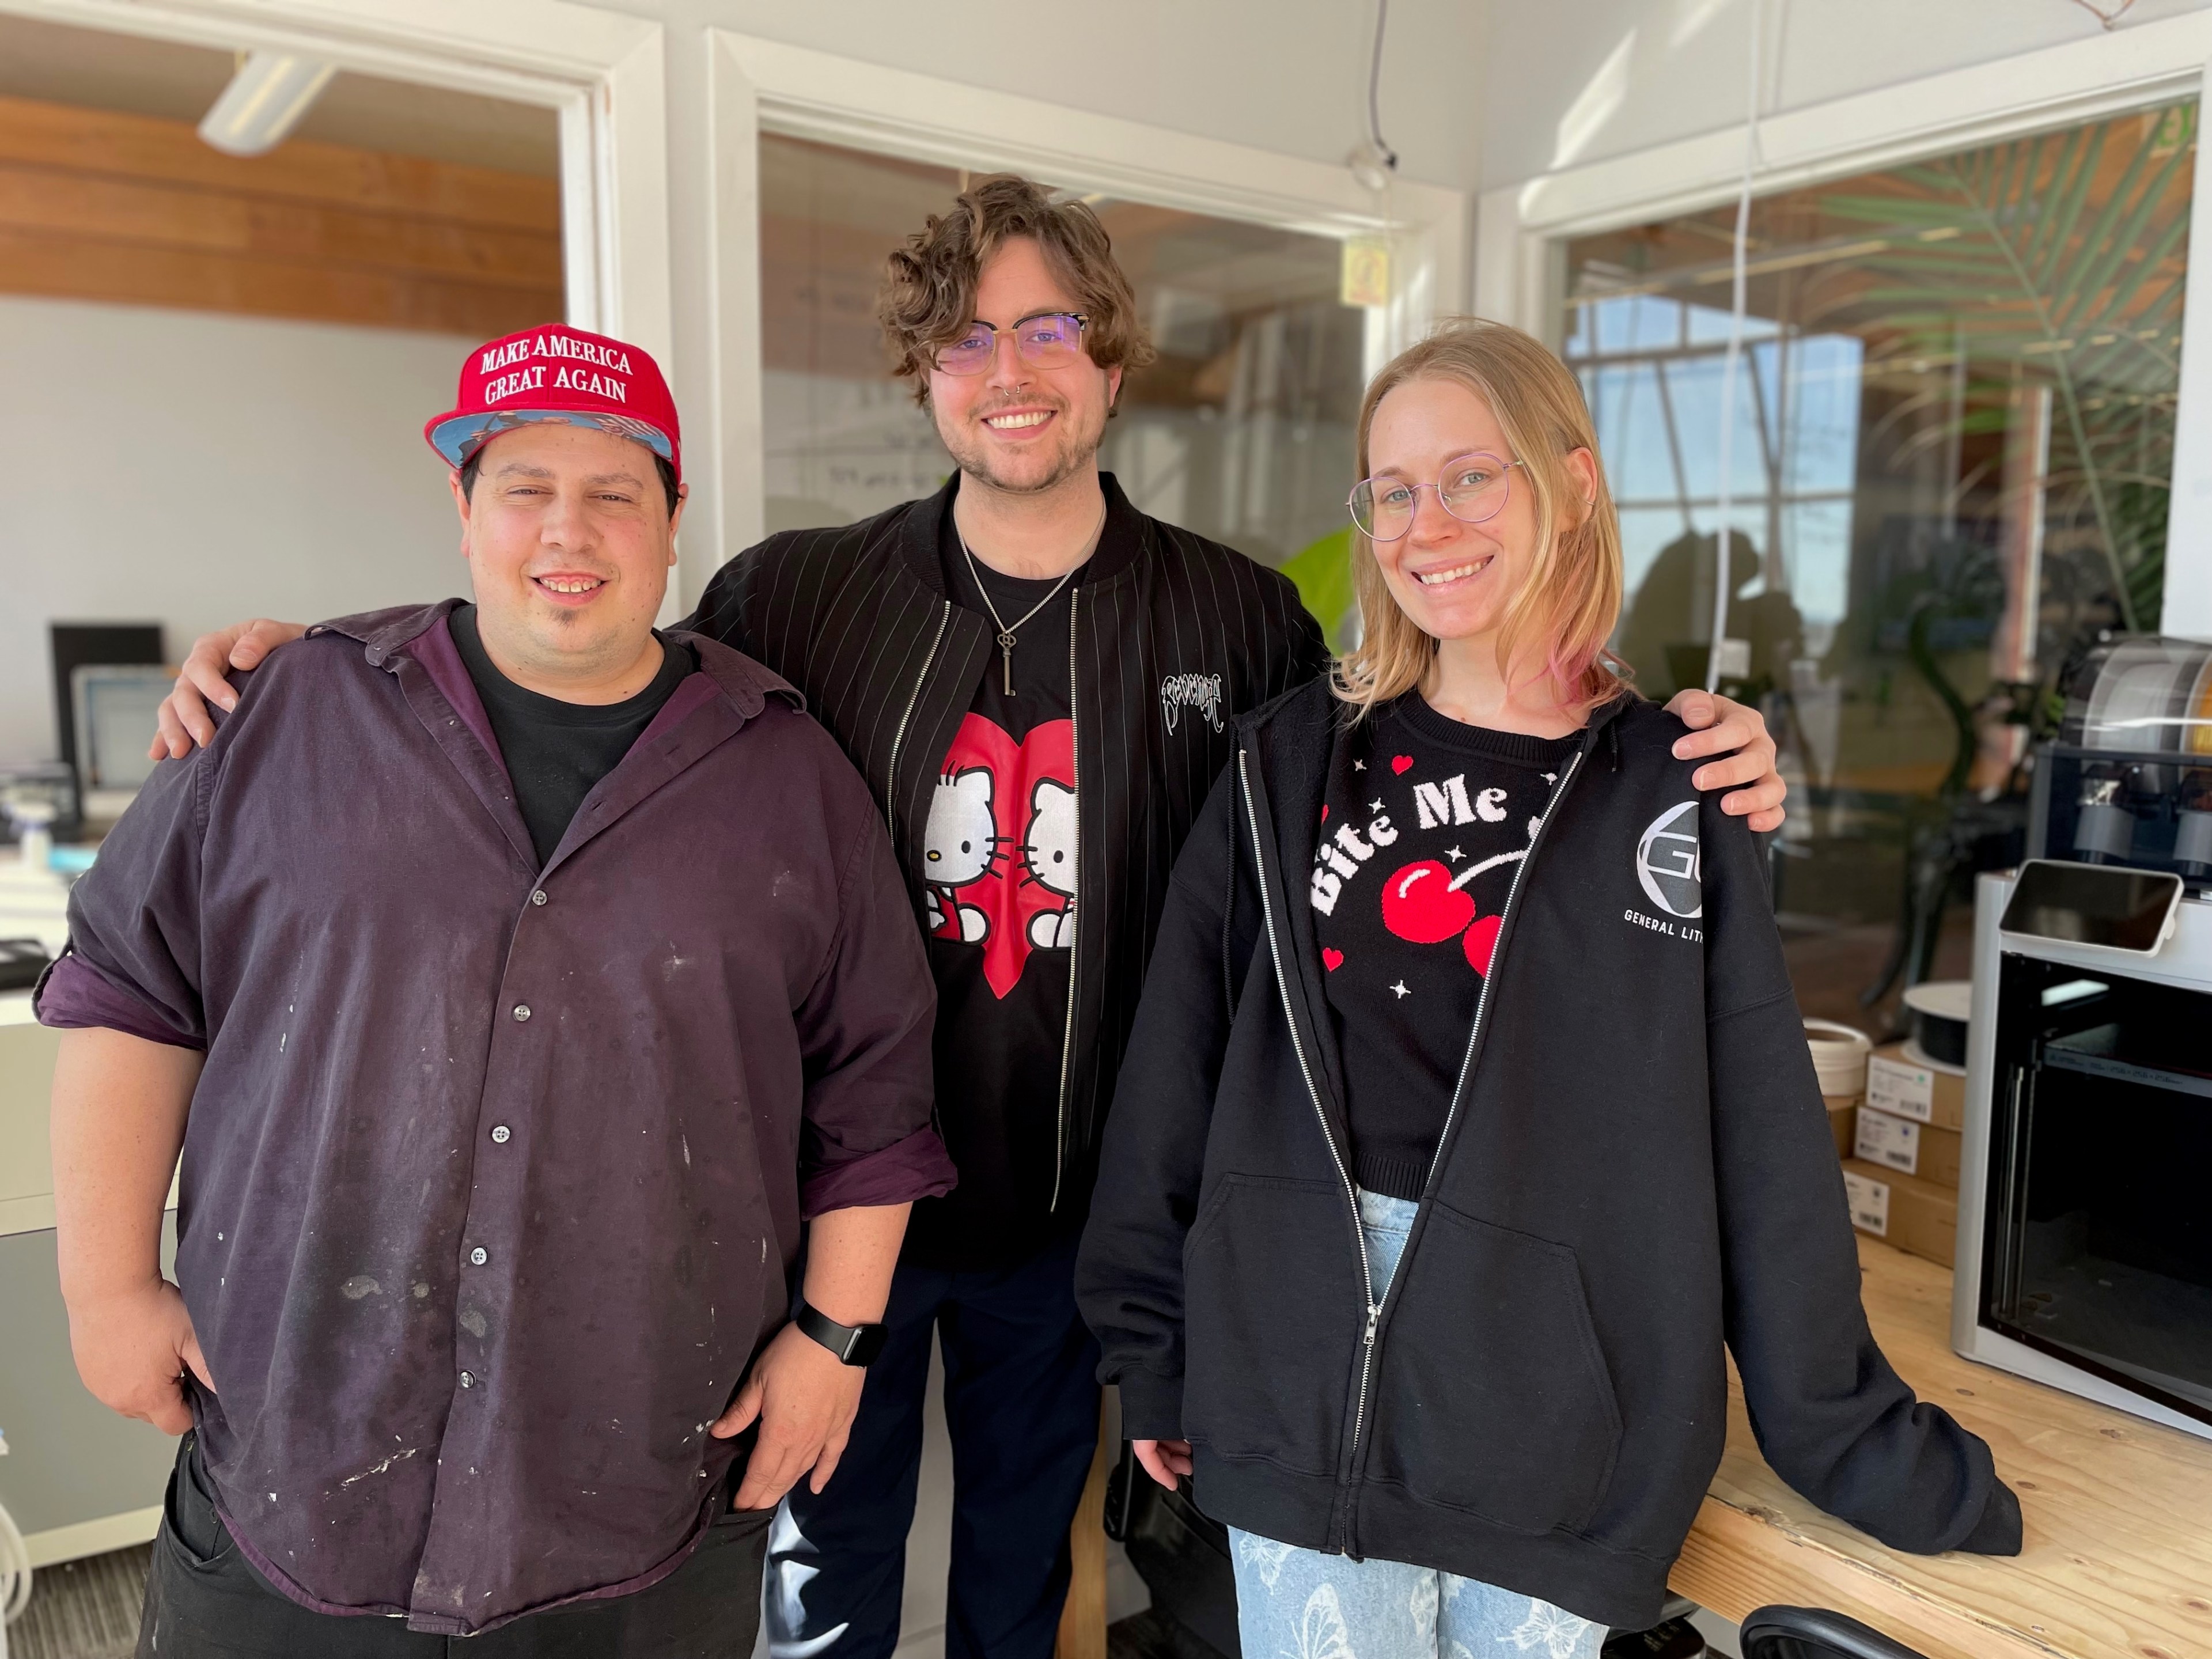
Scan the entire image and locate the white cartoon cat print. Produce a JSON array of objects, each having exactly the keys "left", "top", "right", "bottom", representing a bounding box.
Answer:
[
  {"left": 923, "top": 767, "right": 998, "bottom": 941},
  {"left": 1022, "top": 777, "right": 1077, "bottom": 949}
]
